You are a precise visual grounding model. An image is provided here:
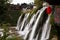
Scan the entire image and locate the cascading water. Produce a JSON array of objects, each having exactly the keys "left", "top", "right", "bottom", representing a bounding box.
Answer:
[
  {"left": 40, "top": 14, "right": 51, "bottom": 40},
  {"left": 16, "top": 14, "right": 23, "bottom": 30},
  {"left": 28, "top": 7, "right": 47, "bottom": 40},
  {"left": 16, "top": 6, "right": 51, "bottom": 40},
  {"left": 17, "top": 13, "right": 30, "bottom": 36},
  {"left": 20, "top": 13, "right": 30, "bottom": 31},
  {"left": 16, "top": 9, "right": 41, "bottom": 37},
  {"left": 23, "top": 10, "right": 41, "bottom": 39},
  {"left": 24, "top": 10, "right": 41, "bottom": 32}
]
